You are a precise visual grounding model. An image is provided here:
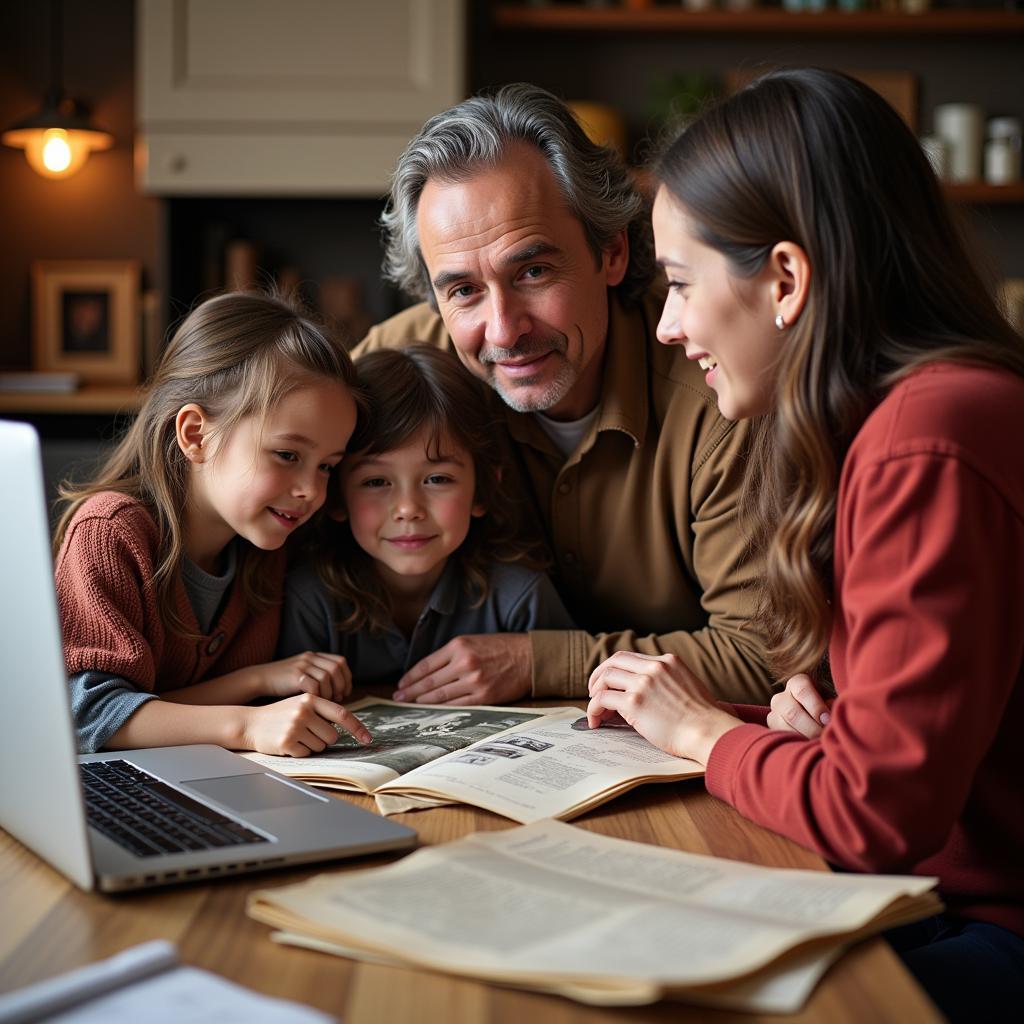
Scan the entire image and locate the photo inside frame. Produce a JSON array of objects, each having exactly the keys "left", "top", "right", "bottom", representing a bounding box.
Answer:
[{"left": 61, "top": 291, "right": 111, "bottom": 354}]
